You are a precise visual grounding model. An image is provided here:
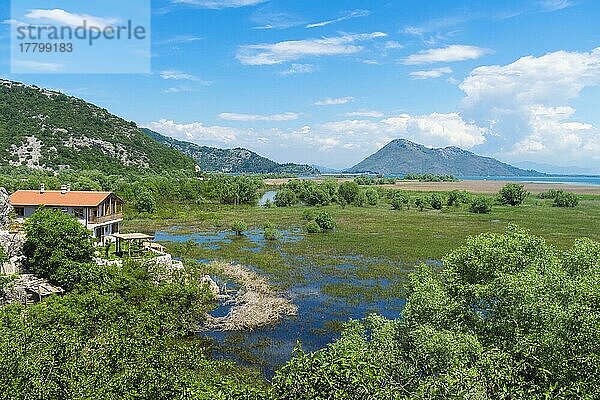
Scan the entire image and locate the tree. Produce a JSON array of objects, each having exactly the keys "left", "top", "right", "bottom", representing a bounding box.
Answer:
[
  {"left": 264, "top": 227, "right": 280, "bottom": 241},
  {"left": 315, "top": 212, "right": 335, "bottom": 231},
  {"left": 429, "top": 193, "right": 443, "bottom": 210},
  {"left": 414, "top": 197, "right": 427, "bottom": 211},
  {"left": 338, "top": 181, "right": 360, "bottom": 205},
  {"left": 365, "top": 188, "right": 379, "bottom": 206},
  {"left": 23, "top": 208, "right": 95, "bottom": 287},
  {"left": 354, "top": 191, "right": 367, "bottom": 207},
  {"left": 553, "top": 191, "right": 579, "bottom": 208},
  {"left": 274, "top": 189, "right": 298, "bottom": 207},
  {"left": 391, "top": 191, "right": 409, "bottom": 210},
  {"left": 231, "top": 220, "right": 248, "bottom": 236},
  {"left": 447, "top": 190, "right": 471, "bottom": 207},
  {"left": 305, "top": 221, "right": 321, "bottom": 234},
  {"left": 498, "top": 183, "right": 528, "bottom": 206},
  {"left": 135, "top": 188, "right": 156, "bottom": 213},
  {"left": 469, "top": 196, "right": 493, "bottom": 214}
]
